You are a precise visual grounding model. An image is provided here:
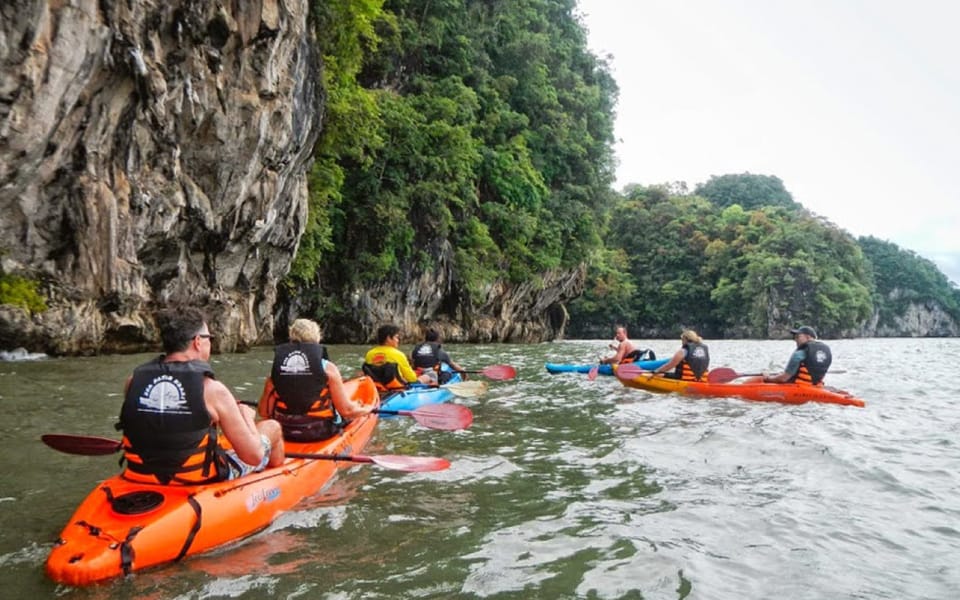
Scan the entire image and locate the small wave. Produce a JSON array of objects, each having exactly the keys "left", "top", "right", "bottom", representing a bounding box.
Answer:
[{"left": 0, "top": 347, "right": 48, "bottom": 361}]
